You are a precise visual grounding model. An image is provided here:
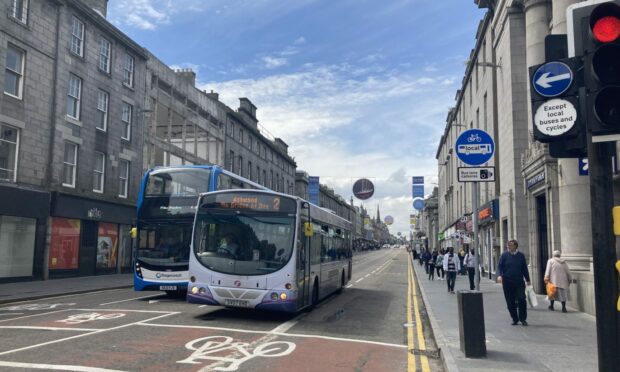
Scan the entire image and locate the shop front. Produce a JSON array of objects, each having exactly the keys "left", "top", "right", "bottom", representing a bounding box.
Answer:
[
  {"left": 49, "top": 193, "right": 134, "bottom": 278},
  {"left": 0, "top": 184, "right": 50, "bottom": 282},
  {"left": 477, "top": 199, "right": 499, "bottom": 278}
]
